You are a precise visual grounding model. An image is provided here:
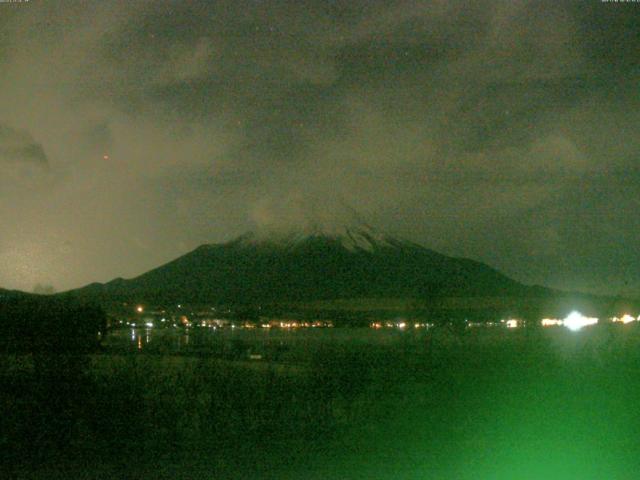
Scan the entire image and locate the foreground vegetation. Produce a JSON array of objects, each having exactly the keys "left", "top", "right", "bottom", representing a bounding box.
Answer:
[{"left": 2, "top": 325, "right": 640, "bottom": 479}]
